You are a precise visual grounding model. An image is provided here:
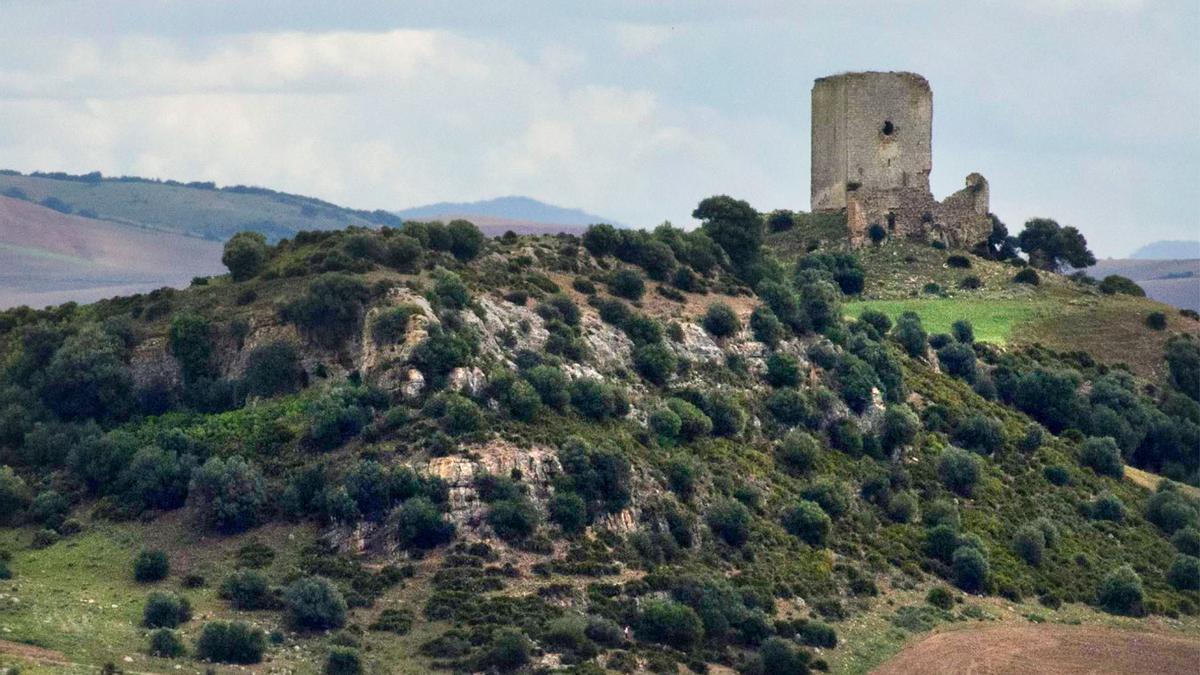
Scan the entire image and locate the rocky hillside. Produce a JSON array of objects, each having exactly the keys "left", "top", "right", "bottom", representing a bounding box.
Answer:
[{"left": 0, "top": 203, "right": 1198, "bottom": 675}]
